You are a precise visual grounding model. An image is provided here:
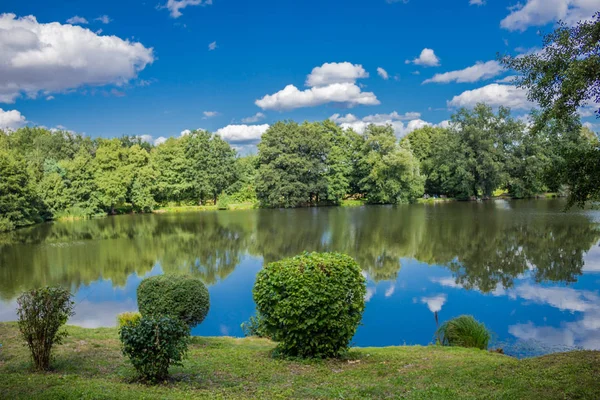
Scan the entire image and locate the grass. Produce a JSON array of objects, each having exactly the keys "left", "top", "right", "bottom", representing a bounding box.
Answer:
[
  {"left": 1, "top": 323, "right": 599, "bottom": 399},
  {"left": 155, "top": 202, "right": 257, "bottom": 213},
  {"left": 436, "top": 315, "right": 491, "bottom": 350},
  {"left": 340, "top": 199, "right": 367, "bottom": 207}
]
